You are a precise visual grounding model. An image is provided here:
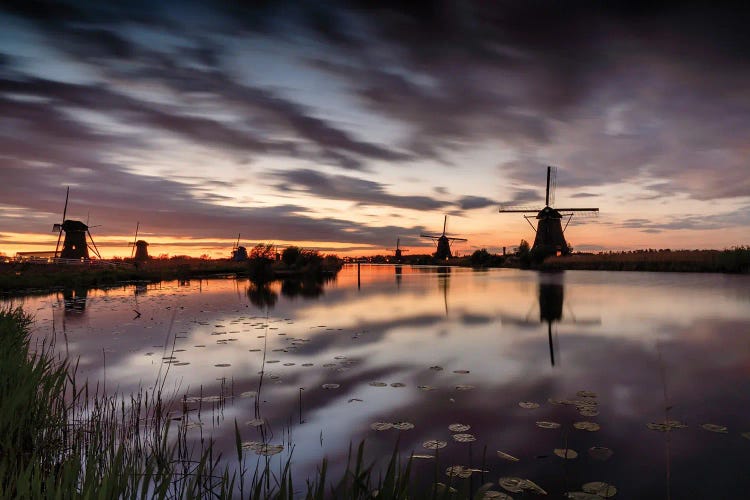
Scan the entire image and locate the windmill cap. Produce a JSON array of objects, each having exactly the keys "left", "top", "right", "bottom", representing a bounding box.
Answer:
[{"left": 62, "top": 220, "right": 89, "bottom": 231}]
